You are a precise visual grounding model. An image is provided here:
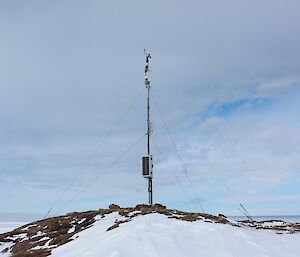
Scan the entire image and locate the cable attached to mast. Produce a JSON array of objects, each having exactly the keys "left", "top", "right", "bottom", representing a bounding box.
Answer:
[
  {"left": 151, "top": 88, "right": 253, "bottom": 220},
  {"left": 43, "top": 88, "right": 144, "bottom": 219}
]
